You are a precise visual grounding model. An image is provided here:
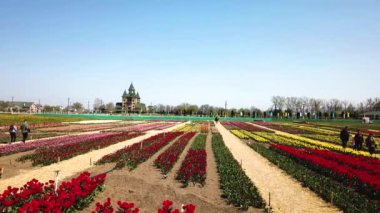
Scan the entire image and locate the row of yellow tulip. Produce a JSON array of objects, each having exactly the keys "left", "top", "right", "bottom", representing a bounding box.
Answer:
[
  {"left": 230, "top": 129, "right": 270, "bottom": 143},
  {"left": 301, "top": 134, "right": 341, "bottom": 144},
  {"left": 240, "top": 130, "right": 269, "bottom": 143},
  {"left": 253, "top": 132, "right": 321, "bottom": 149},
  {"left": 231, "top": 130, "right": 249, "bottom": 139},
  {"left": 276, "top": 131, "right": 376, "bottom": 158}
]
